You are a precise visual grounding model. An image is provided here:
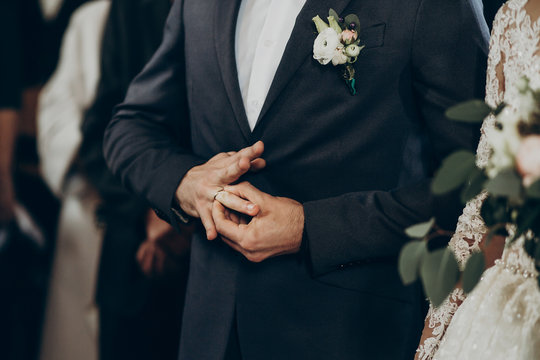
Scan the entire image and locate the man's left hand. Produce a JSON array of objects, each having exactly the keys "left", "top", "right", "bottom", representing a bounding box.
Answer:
[
  {"left": 136, "top": 209, "right": 192, "bottom": 277},
  {"left": 212, "top": 182, "right": 304, "bottom": 262}
]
